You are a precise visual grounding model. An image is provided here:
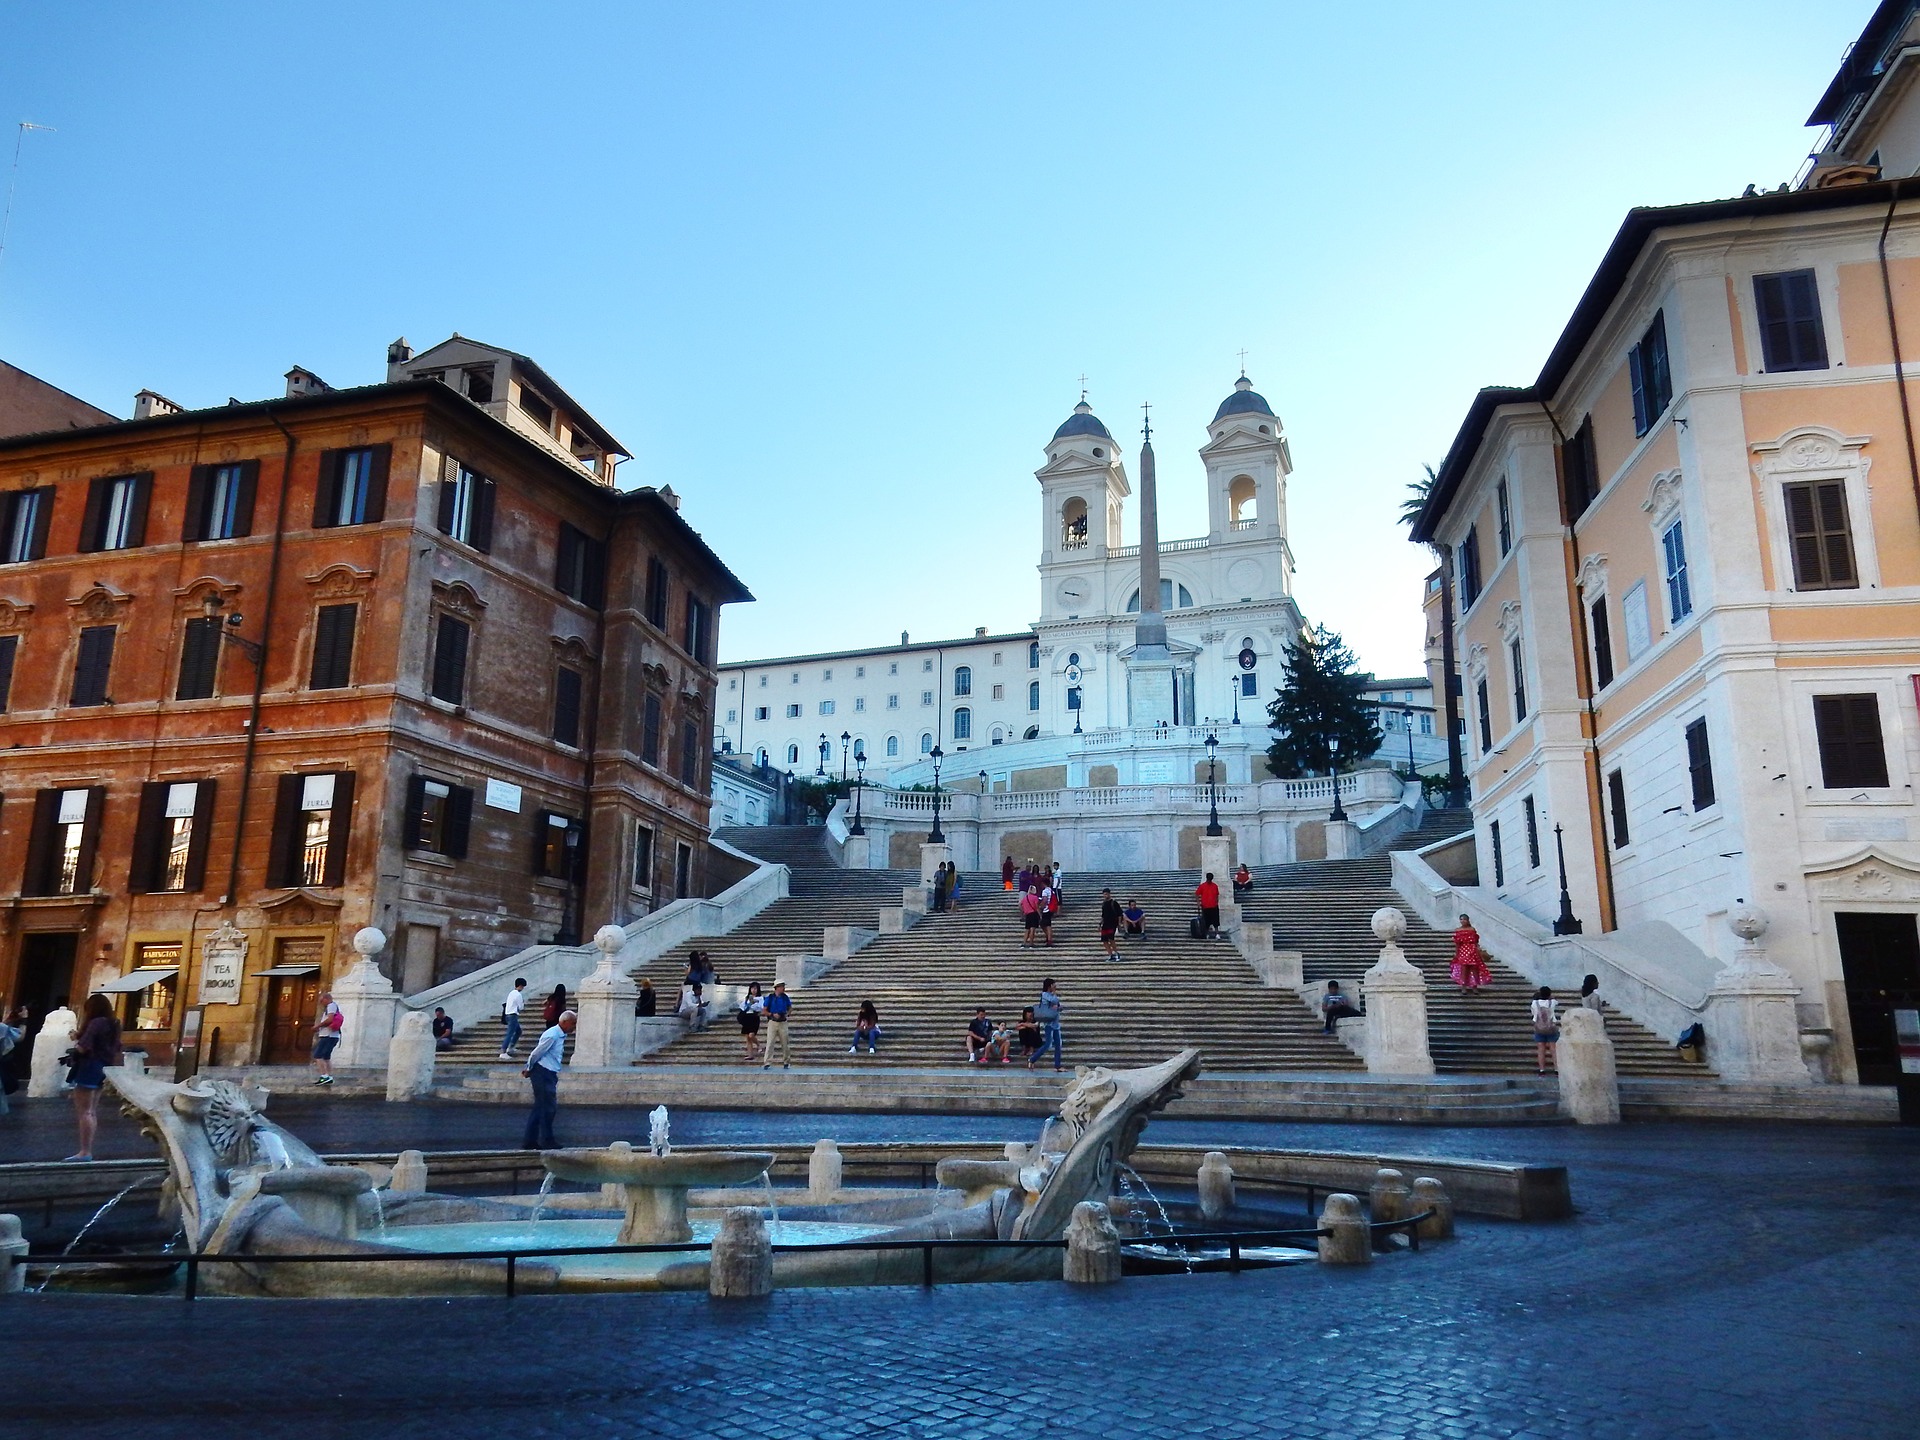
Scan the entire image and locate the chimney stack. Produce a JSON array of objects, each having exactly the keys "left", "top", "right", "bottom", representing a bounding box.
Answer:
[
  {"left": 133, "top": 389, "right": 182, "bottom": 420},
  {"left": 387, "top": 337, "right": 413, "bottom": 365},
  {"left": 901, "top": 631, "right": 909, "bottom": 645},
  {"left": 284, "top": 367, "right": 333, "bottom": 399}
]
